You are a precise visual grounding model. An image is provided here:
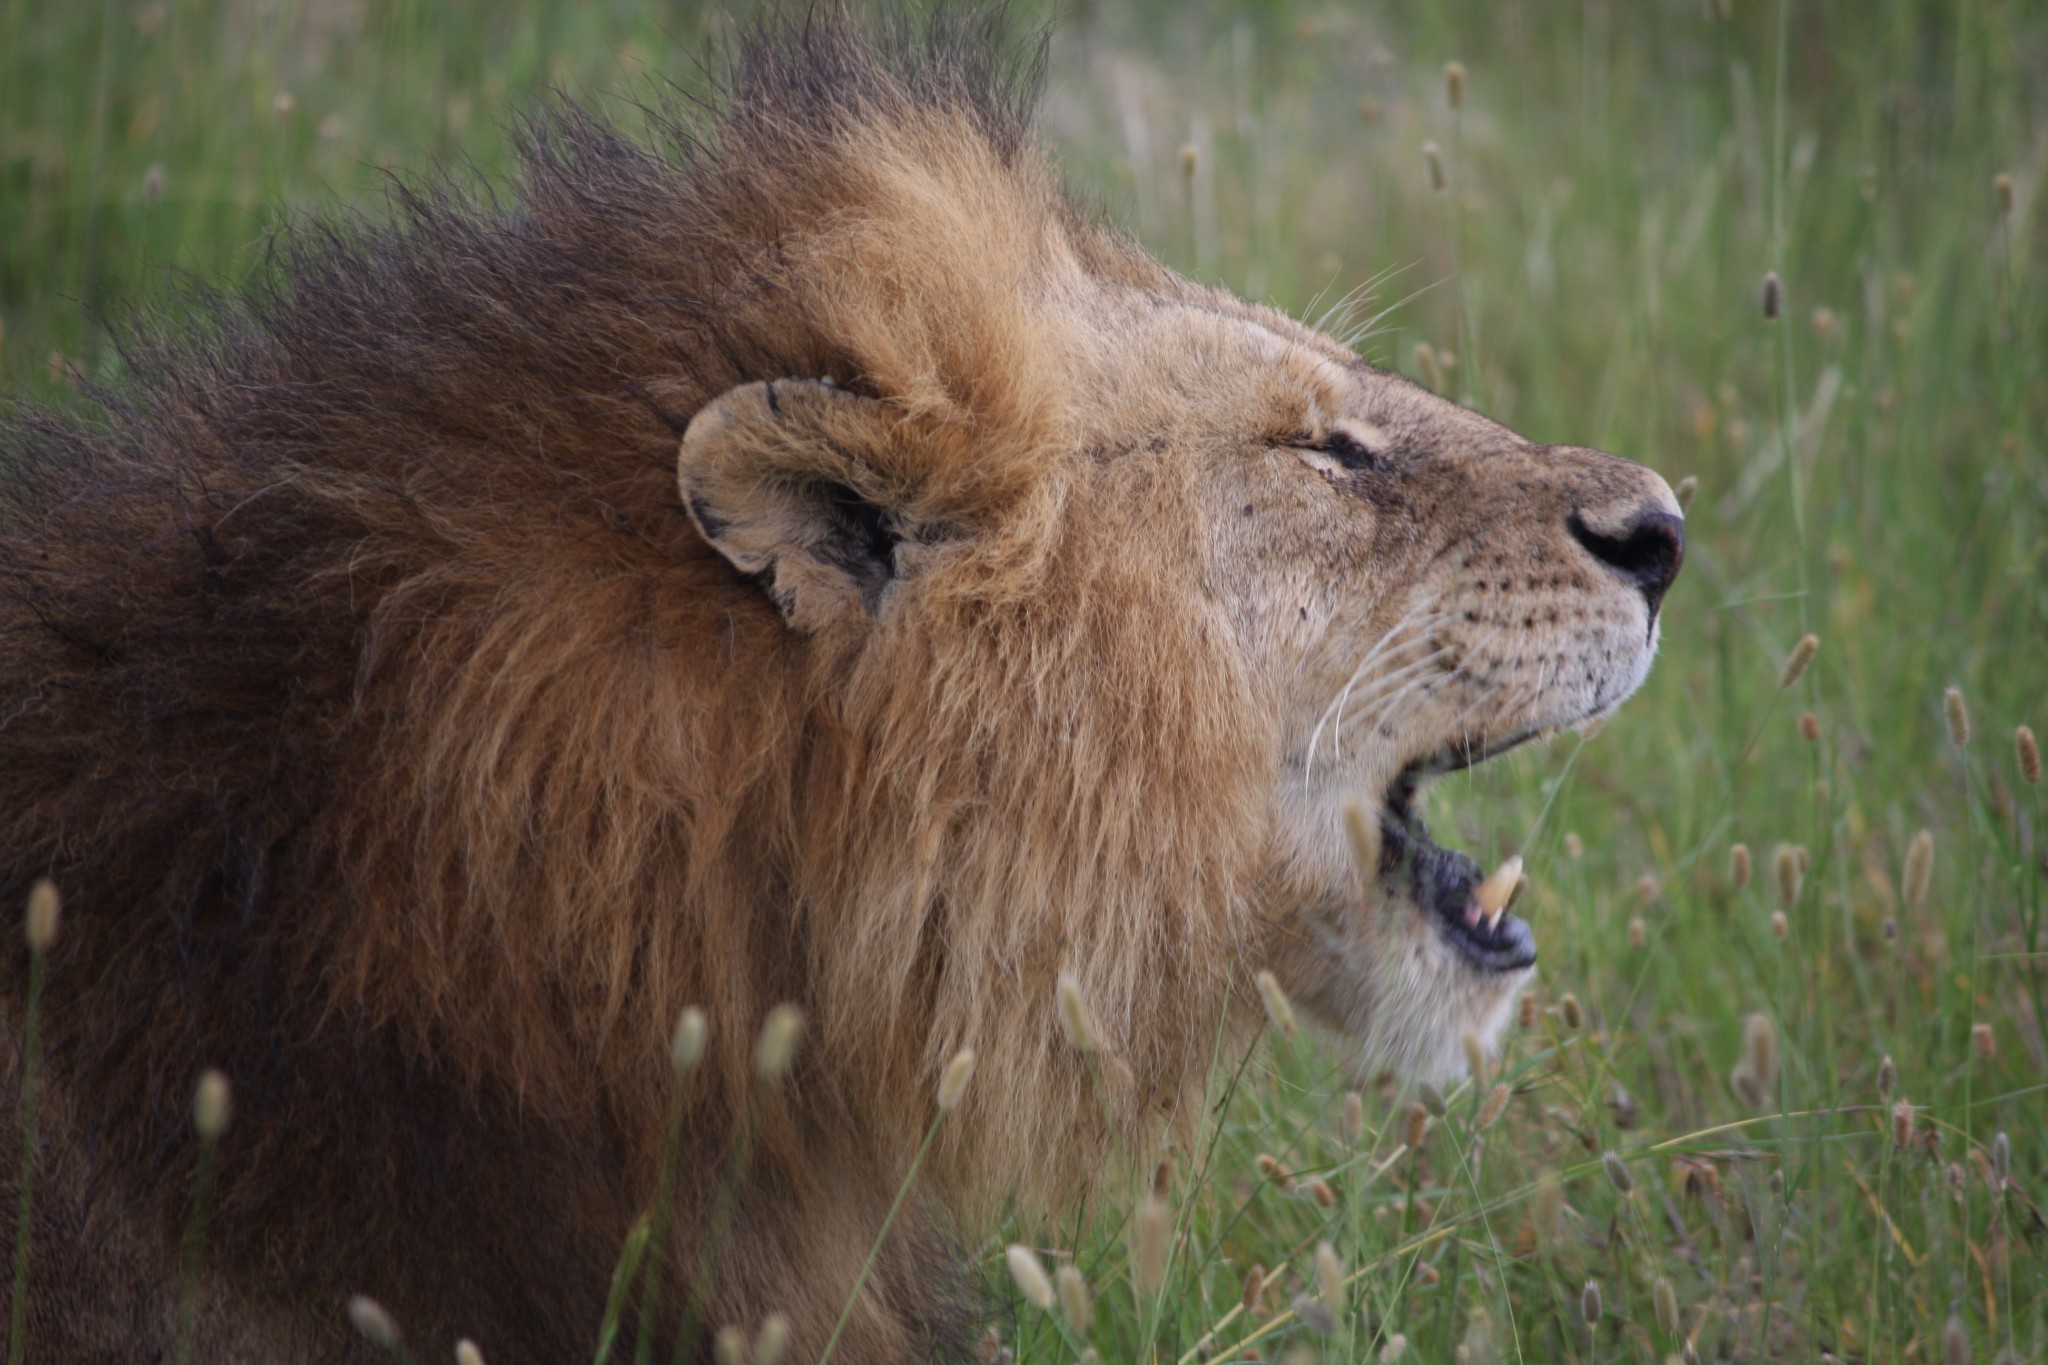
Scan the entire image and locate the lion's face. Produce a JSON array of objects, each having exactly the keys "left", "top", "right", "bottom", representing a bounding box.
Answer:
[
  {"left": 678, "top": 168, "right": 1680, "bottom": 1090},
  {"left": 1109, "top": 293, "right": 1683, "bottom": 1077}
]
